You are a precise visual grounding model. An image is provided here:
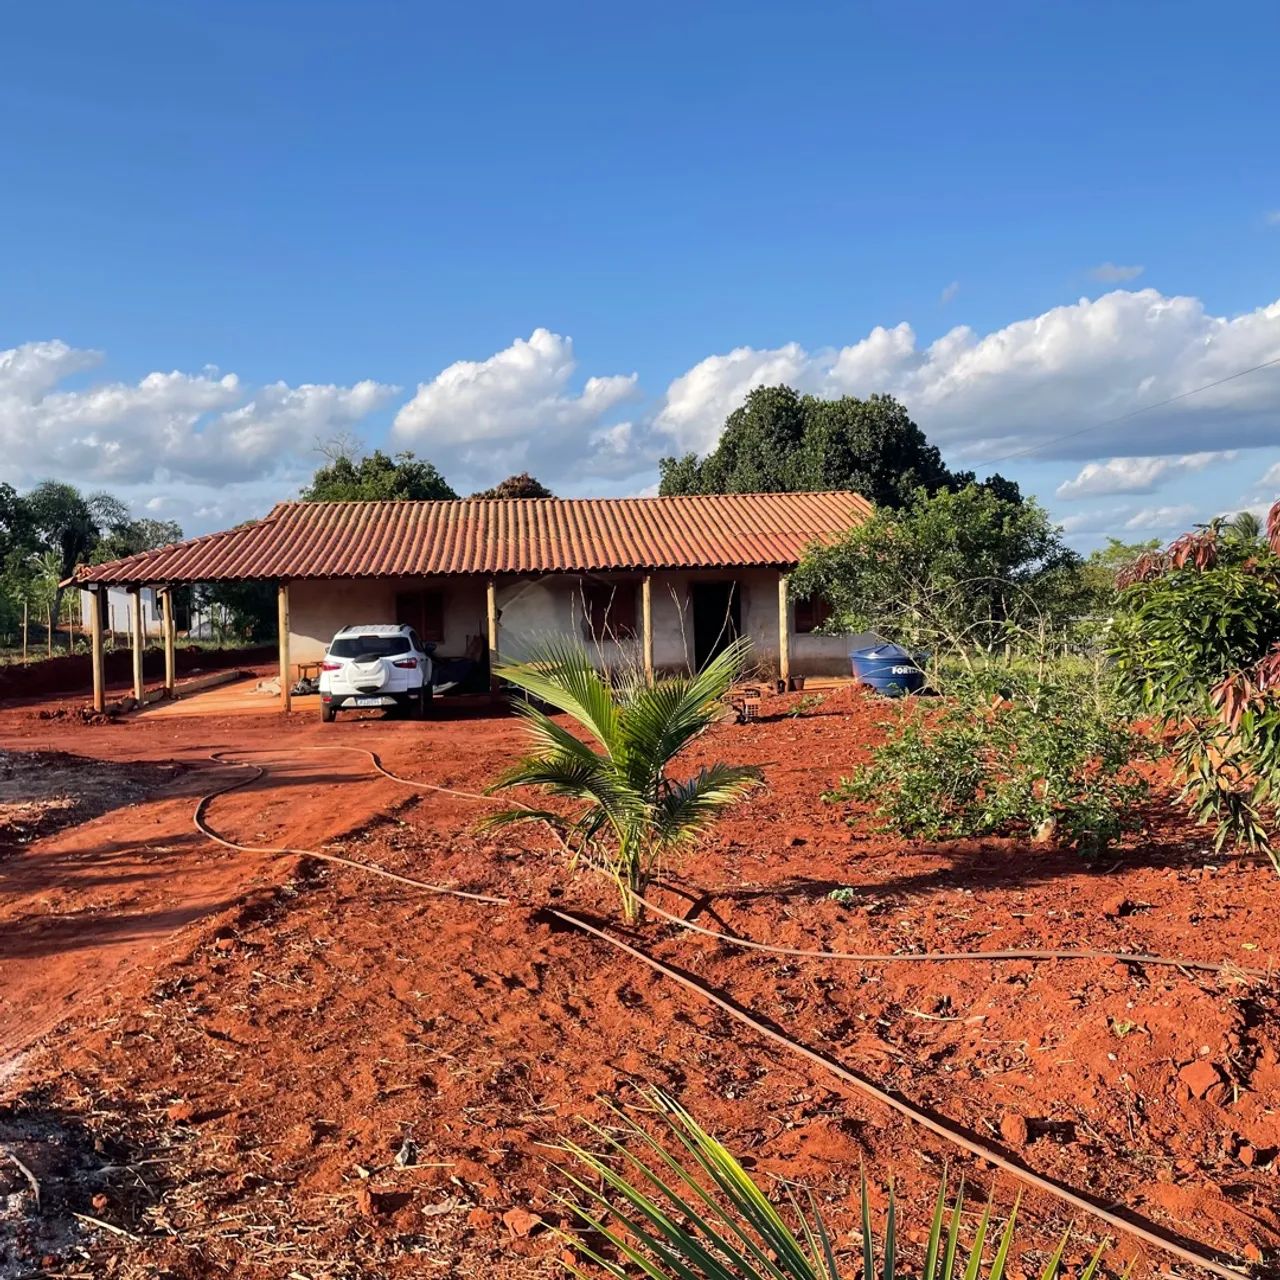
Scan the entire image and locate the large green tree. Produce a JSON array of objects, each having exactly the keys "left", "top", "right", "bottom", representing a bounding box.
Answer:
[
  {"left": 790, "top": 483, "right": 1080, "bottom": 657},
  {"left": 303, "top": 446, "right": 456, "bottom": 501},
  {"left": 1075, "top": 537, "right": 1159, "bottom": 614},
  {"left": 92, "top": 515, "right": 184, "bottom": 564},
  {"left": 658, "top": 386, "right": 1016, "bottom": 509}
]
